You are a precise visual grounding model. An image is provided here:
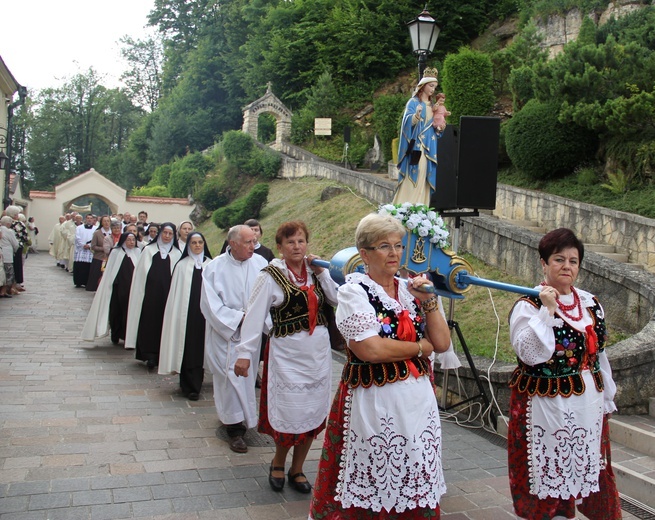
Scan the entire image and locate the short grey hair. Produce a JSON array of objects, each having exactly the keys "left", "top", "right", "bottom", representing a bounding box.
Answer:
[
  {"left": 6, "top": 205, "right": 22, "bottom": 218},
  {"left": 227, "top": 224, "right": 249, "bottom": 243},
  {"left": 355, "top": 213, "right": 406, "bottom": 250},
  {"left": 0, "top": 216, "right": 13, "bottom": 226}
]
